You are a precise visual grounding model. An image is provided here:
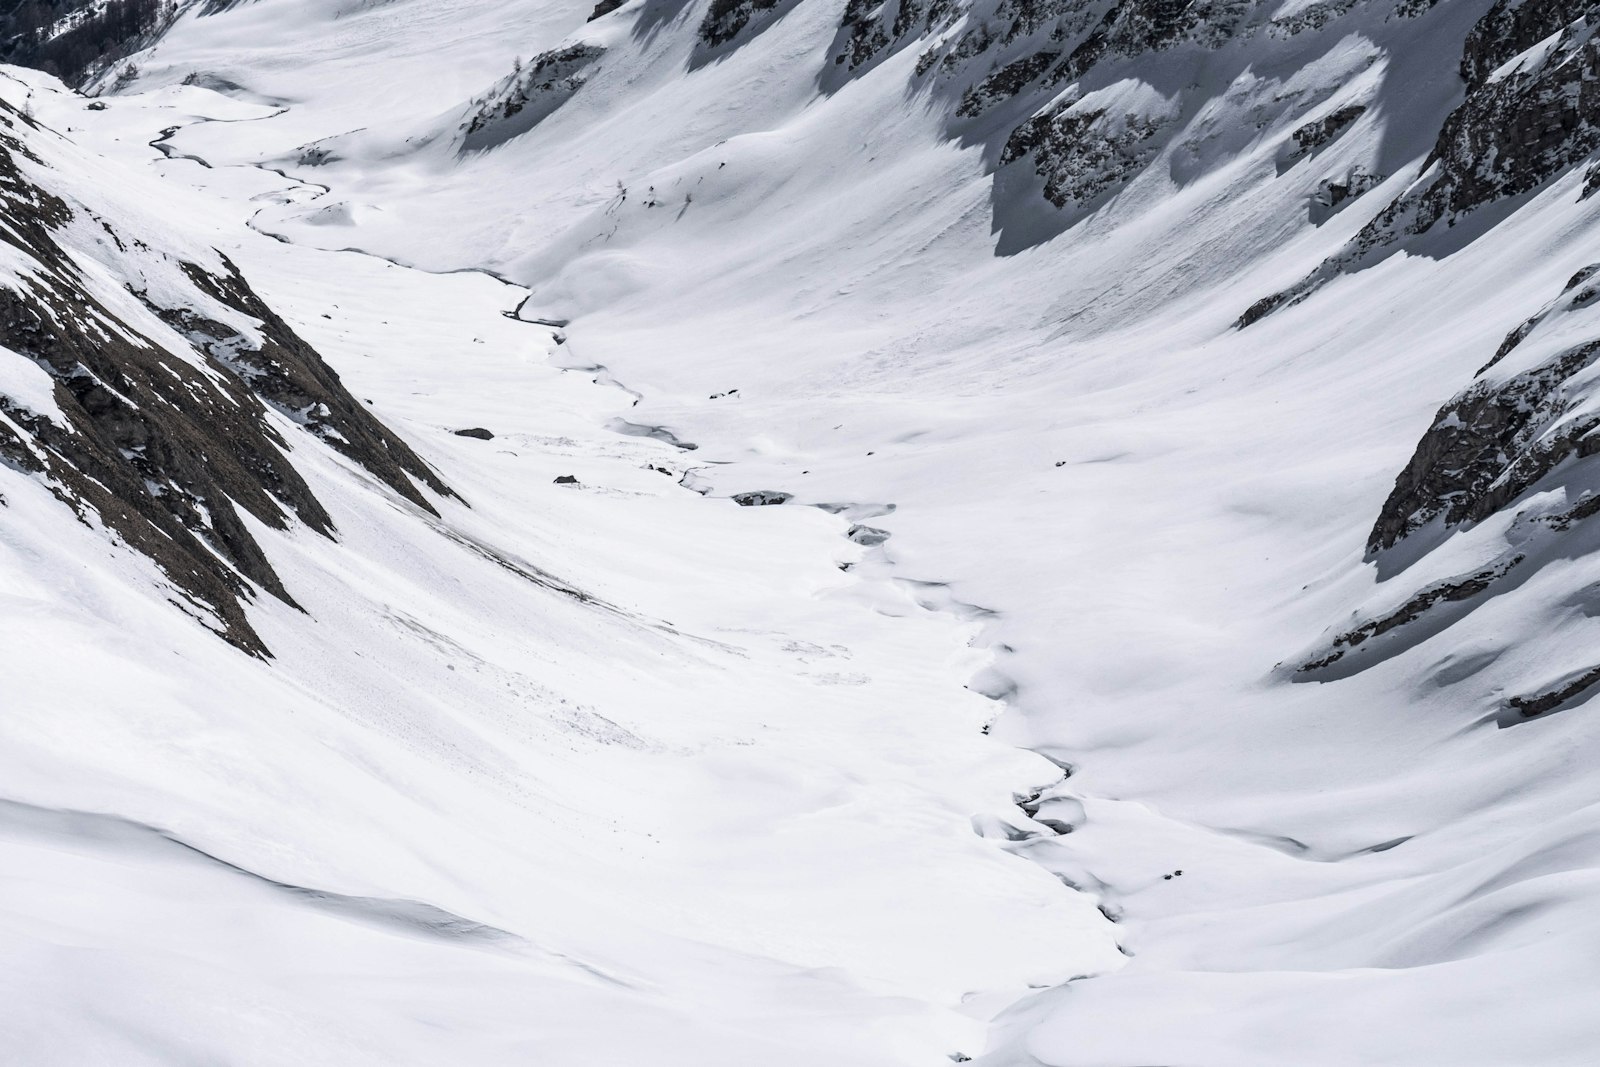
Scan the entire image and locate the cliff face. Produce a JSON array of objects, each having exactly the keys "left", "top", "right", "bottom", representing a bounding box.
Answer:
[
  {"left": 455, "top": 0, "right": 1451, "bottom": 240},
  {"left": 0, "top": 0, "right": 170, "bottom": 86},
  {"left": 1279, "top": 3, "right": 1600, "bottom": 689},
  {"left": 0, "top": 98, "right": 447, "bottom": 654},
  {"left": 1241, "top": 0, "right": 1600, "bottom": 325}
]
